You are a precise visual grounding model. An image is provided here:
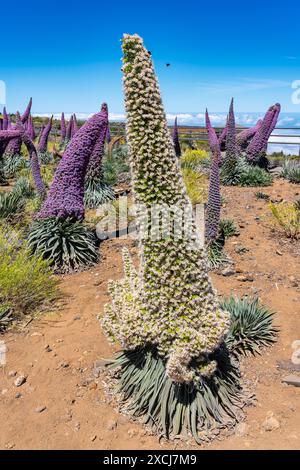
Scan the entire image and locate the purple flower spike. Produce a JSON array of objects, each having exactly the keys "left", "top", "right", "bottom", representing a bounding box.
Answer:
[
  {"left": 38, "top": 116, "right": 53, "bottom": 153},
  {"left": 85, "top": 104, "right": 108, "bottom": 181},
  {"left": 225, "top": 98, "right": 238, "bottom": 159},
  {"left": 236, "top": 119, "right": 263, "bottom": 148},
  {"left": 60, "top": 112, "right": 66, "bottom": 141},
  {"left": 205, "top": 109, "right": 221, "bottom": 164},
  {"left": 21, "top": 97, "right": 32, "bottom": 124},
  {"left": 72, "top": 114, "right": 78, "bottom": 136},
  {"left": 38, "top": 124, "right": 45, "bottom": 144},
  {"left": 2, "top": 107, "right": 8, "bottom": 130},
  {"left": 37, "top": 111, "right": 107, "bottom": 221},
  {"left": 172, "top": 117, "right": 181, "bottom": 157},
  {"left": 247, "top": 104, "right": 280, "bottom": 163},
  {"left": 0, "top": 129, "right": 22, "bottom": 157},
  {"left": 66, "top": 115, "right": 74, "bottom": 141}
]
